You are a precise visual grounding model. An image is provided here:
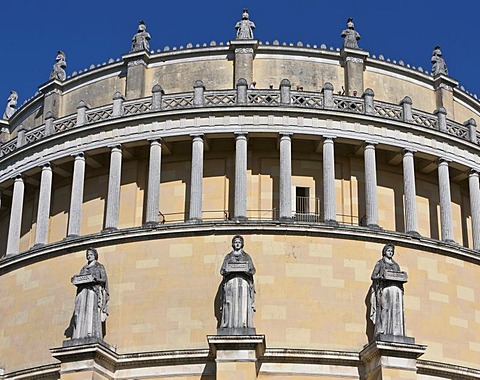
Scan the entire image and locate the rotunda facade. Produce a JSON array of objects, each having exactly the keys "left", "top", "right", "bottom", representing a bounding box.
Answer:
[{"left": 0, "top": 12, "right": 479, "bottom": 380}]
